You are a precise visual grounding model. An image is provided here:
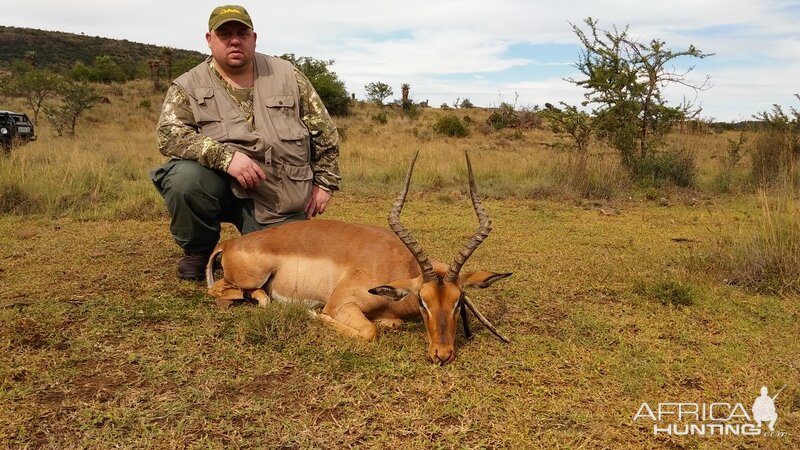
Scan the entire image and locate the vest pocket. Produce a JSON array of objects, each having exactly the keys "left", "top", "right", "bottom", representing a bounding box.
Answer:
[
  {"left": 263, "top": 95, "right": 308, "bottom": 141},
  {"left": 193, "top": 88, "right": 228, "bottom": 140},
  {"left": 276, "top": 163, "right": 313, "bottom": 214}
]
